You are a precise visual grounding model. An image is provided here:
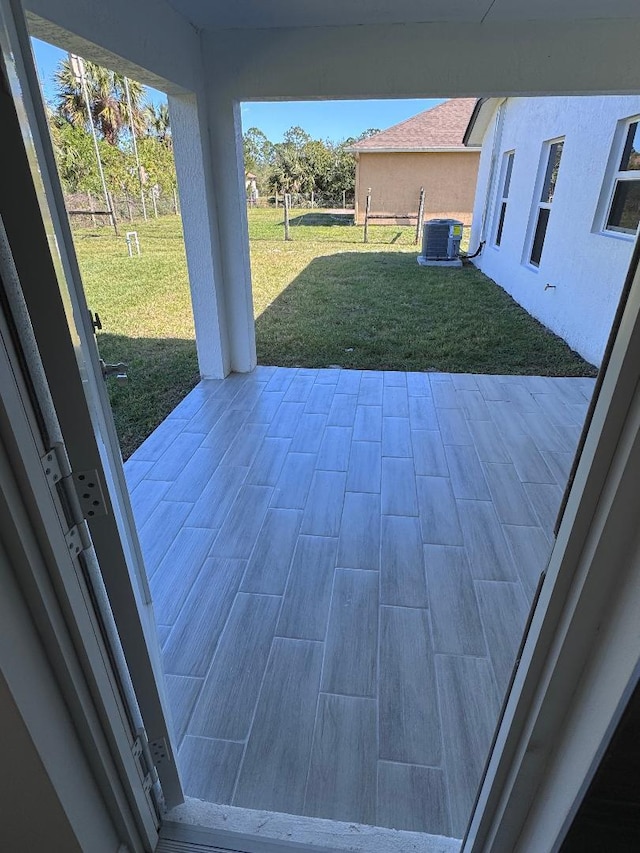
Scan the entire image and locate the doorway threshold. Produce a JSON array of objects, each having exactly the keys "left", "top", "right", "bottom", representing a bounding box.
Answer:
[{"left": 159, "top": 799, "right": 462, "bottom": 853}]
